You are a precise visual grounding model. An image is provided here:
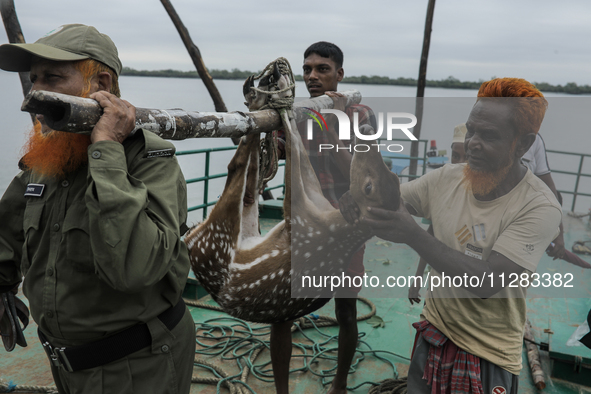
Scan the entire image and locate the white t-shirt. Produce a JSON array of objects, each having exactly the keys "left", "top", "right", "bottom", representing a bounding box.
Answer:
[
  {"left": 401, "top": 164, "right": 561, "bottom": 374},
  {"left": 521, "top": 134, "right": 551, "bottom": 176}
]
